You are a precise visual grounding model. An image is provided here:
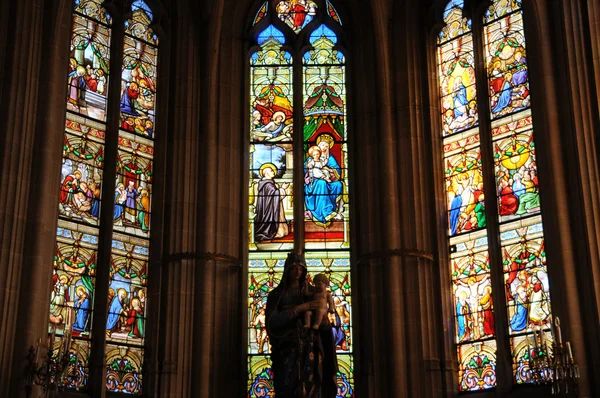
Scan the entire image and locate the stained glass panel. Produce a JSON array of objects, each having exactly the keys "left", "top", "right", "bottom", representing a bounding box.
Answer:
[
  {"left": 303, "top": 26, "right": 349, "bottom": 248},
  {"left": 59, "top": 114, "right": 105, "bottom": 225},
  {"left": 326, "top": 0, "right": 342, "bottom": 25},
  {"left": 484, "top": 11, "right": 529, "bottom": 120},
  {"left": 49, "top": 336, "right": 91, "bottom": 390},
  {"left": 105, "top": 344, "right": 144, "bottom": 394},
  {"left": 457, "top": 340, "right": 497, "bottom": 390},
  {"left": 106, "top": 234, "right": 148, "bottom": 345},
  {"left": 50, "top": 220, "right": 98, "bottom": 338},
  {"left": 113, "top": 131, "right": 154, "bottom": 237},
  {"left": 74, "top": 0, "right": 112, "bottom": 25},
  {"left": 67, "top": 13, "right": 111, "bottom": 121},
  {"left": 103, "top": 2, "right": 156, "bottom": 394},
  {"left": 336, "top": 355, "right": 355, "bottom": 397},
  {"left": 247, "top": 253, "right": 286, "bottom": 355},
  {"left": 485, "top": 0, "right": 523, "bottom": 23},
  {"left": 500, "top": 217, "right": 554, "bottom": 383},
  {"left": 248, "top": 355, "right": 275, "bottom": 397},
  {"left": 450, "top": 231, "right": 495, "bottom": 343},
  {"left": 305, "top": 252, "right": 353, "bottom": 353},
  {"left": 253, "top": 2, "right": 268, "bottom": 26},
  {"left": 492, "top": 111, "right": 540, "bottom": 221},
  {"left": 510, "top": 331, "right": 553, "bottom": 384},
  {"left": 443, "top": 130, "right": 486, "bottom": 236},
  {"left": 438, "top": 0, "right": 471, "bottom": 44},
  {"left": 276, "top": 0, "right": 318, "bottom": 34},
  {"left": 119, "top": 37, "right": 158, "bottom": 137},
  {"left": 250, "top": 26, "right": 294, "bottom": 252},
  {"left": 126, "top": 0, "right": 158, "bottom": 45},
  {"left": 438, "top": 35, "right": 478, "bottom": 135}
]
